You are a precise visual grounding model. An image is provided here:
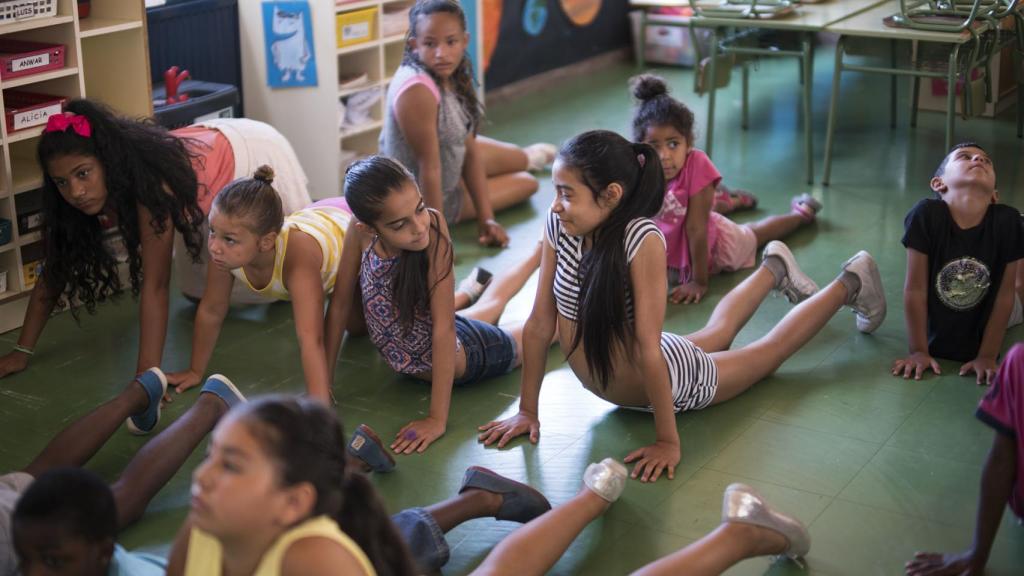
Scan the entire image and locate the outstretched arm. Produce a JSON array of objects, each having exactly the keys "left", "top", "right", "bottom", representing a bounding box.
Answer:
[
  {"left": 624, "top": 234, "right": 679, "bottom": 482},
  {"left": 324, "top": 223, "right": 366, "bottom": 381},
  {"left": 464, "top": 134, "right": 508, "bottom": 247},
  {"left": 395, "top": 84, "right": 444, "bottom": 213},
  {"left": 0, "top": 278, "right": 61, "bottom": 378},
  {"left": 166, "top": 265, "right": 234, "bottom": 394},
  {"left": 673, "top": 184, "right": 713, "bottom": 304},
  {"left": 965, "top": 260, "right": 1018, "bottom": 385},
  {"left": 136, "top": 203, "right": 176, "bottom": 373},
  {"left": 392, "top": 212, "right": 456, "bottom": 453},
  {"left": 893, "top": 248, "right": 941, "bottom": 380},
  {"left": 478, "top": 239, "right": 558, "bottom": 447},
  {"left": 282, "top": 230, "right": 332, "bottom": 403}
]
